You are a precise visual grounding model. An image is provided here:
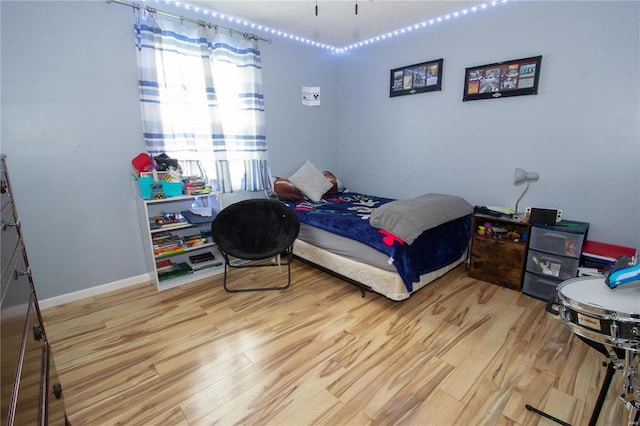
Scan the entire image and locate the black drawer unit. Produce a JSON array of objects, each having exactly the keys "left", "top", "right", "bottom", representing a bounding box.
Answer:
[{"left": 522, "top": 220, "right": 589, "bottom": 301}]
